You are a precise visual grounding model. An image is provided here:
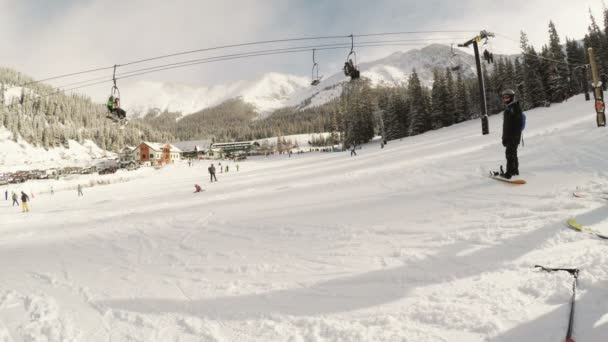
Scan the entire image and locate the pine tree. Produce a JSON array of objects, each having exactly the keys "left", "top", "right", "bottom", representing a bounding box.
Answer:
[
  {"left": 513, "top": 58, "right": 527, "bottom": 108},
  {"left": 342, "top": 80, "right": 375, "bottom": 147},
  {"left": 383, "top": 93, "right": 404, "bottom": 140},
  {"left": 566, "top": 38, "right": 587, "bottom": 95},
  {"left": 454, "top": 72, "right": 469, "bottom": 123},
  {"left": 444, "top": 68, "right": 456, "bottom": 127},
  {"left": 430, "top": 69, "right": 448, "bottom": 129},
  {"left": 520, "top": 31, "right": 548, "bottom": 108},
  {"left": 547, "top": 21, "right": 569, "bottom": 102},
  {"left": 408, "top": 70, "right": 431, "bottom": 135}
]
